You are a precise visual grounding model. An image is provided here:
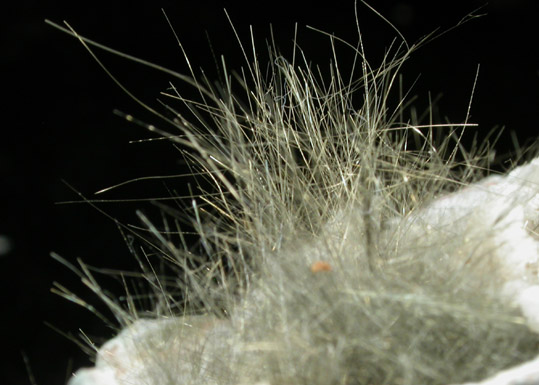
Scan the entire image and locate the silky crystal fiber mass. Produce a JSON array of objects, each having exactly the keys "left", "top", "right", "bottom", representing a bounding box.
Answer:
[{"left": 49, "top": 3, "right": 539, "bottom": 385}]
